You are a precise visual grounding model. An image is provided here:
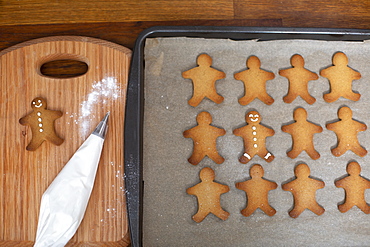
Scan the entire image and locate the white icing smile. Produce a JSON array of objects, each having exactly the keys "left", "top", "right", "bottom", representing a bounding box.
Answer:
[
  {"left": 33, "top": 99, "right": 43, "bottom": 108},
  {"left": 249, "top": 114, "right": 259, "bottom": 122}
]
